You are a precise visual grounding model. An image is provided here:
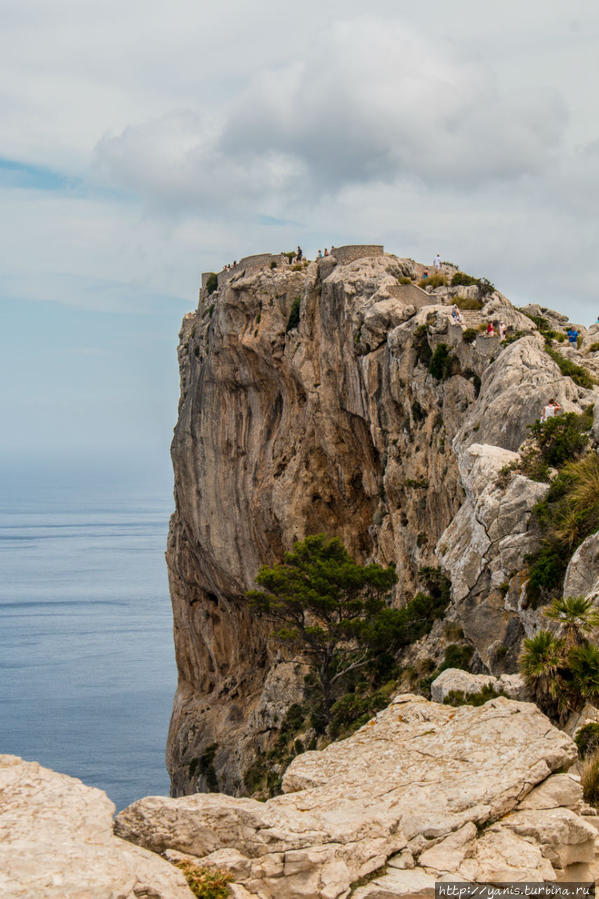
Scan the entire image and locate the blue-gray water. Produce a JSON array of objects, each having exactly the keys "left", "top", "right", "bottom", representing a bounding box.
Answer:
[{"left": 0, "top": 486, "right": 177, "bottom": 812}]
